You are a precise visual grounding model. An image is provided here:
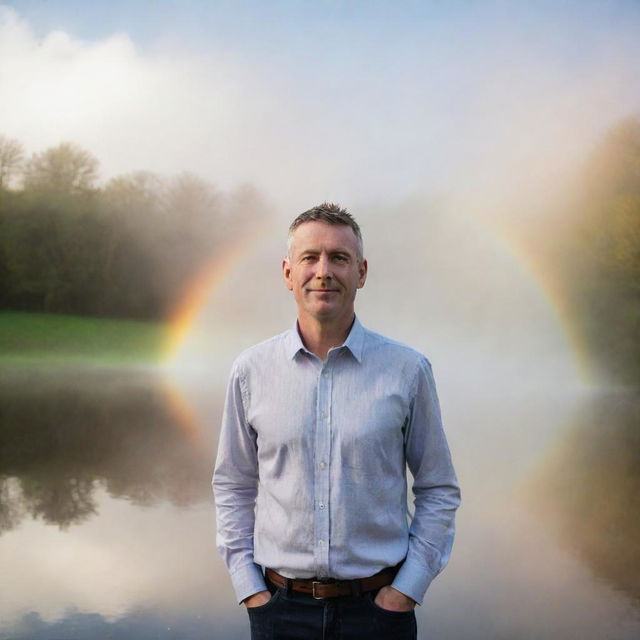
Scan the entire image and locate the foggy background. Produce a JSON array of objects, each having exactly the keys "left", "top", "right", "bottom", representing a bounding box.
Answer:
[{"left": 1, "top": 2, "right": 639, "bottom": 639}]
